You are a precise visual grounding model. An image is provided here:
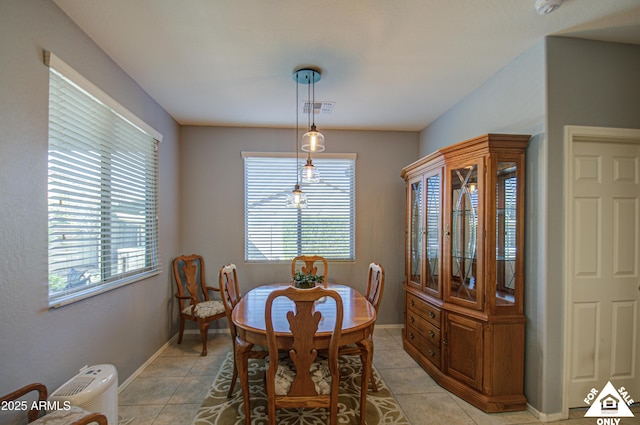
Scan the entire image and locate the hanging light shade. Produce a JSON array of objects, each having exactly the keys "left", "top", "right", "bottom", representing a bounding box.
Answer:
[
  {"left": 300, "top": 156, "right": 320, "bottom": 183},
  {"left": 286, "top": 184, "right": 308, "bottom": 208},
  {"left": 302, "top": 125, "right": 325, "bottom": 153}
]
